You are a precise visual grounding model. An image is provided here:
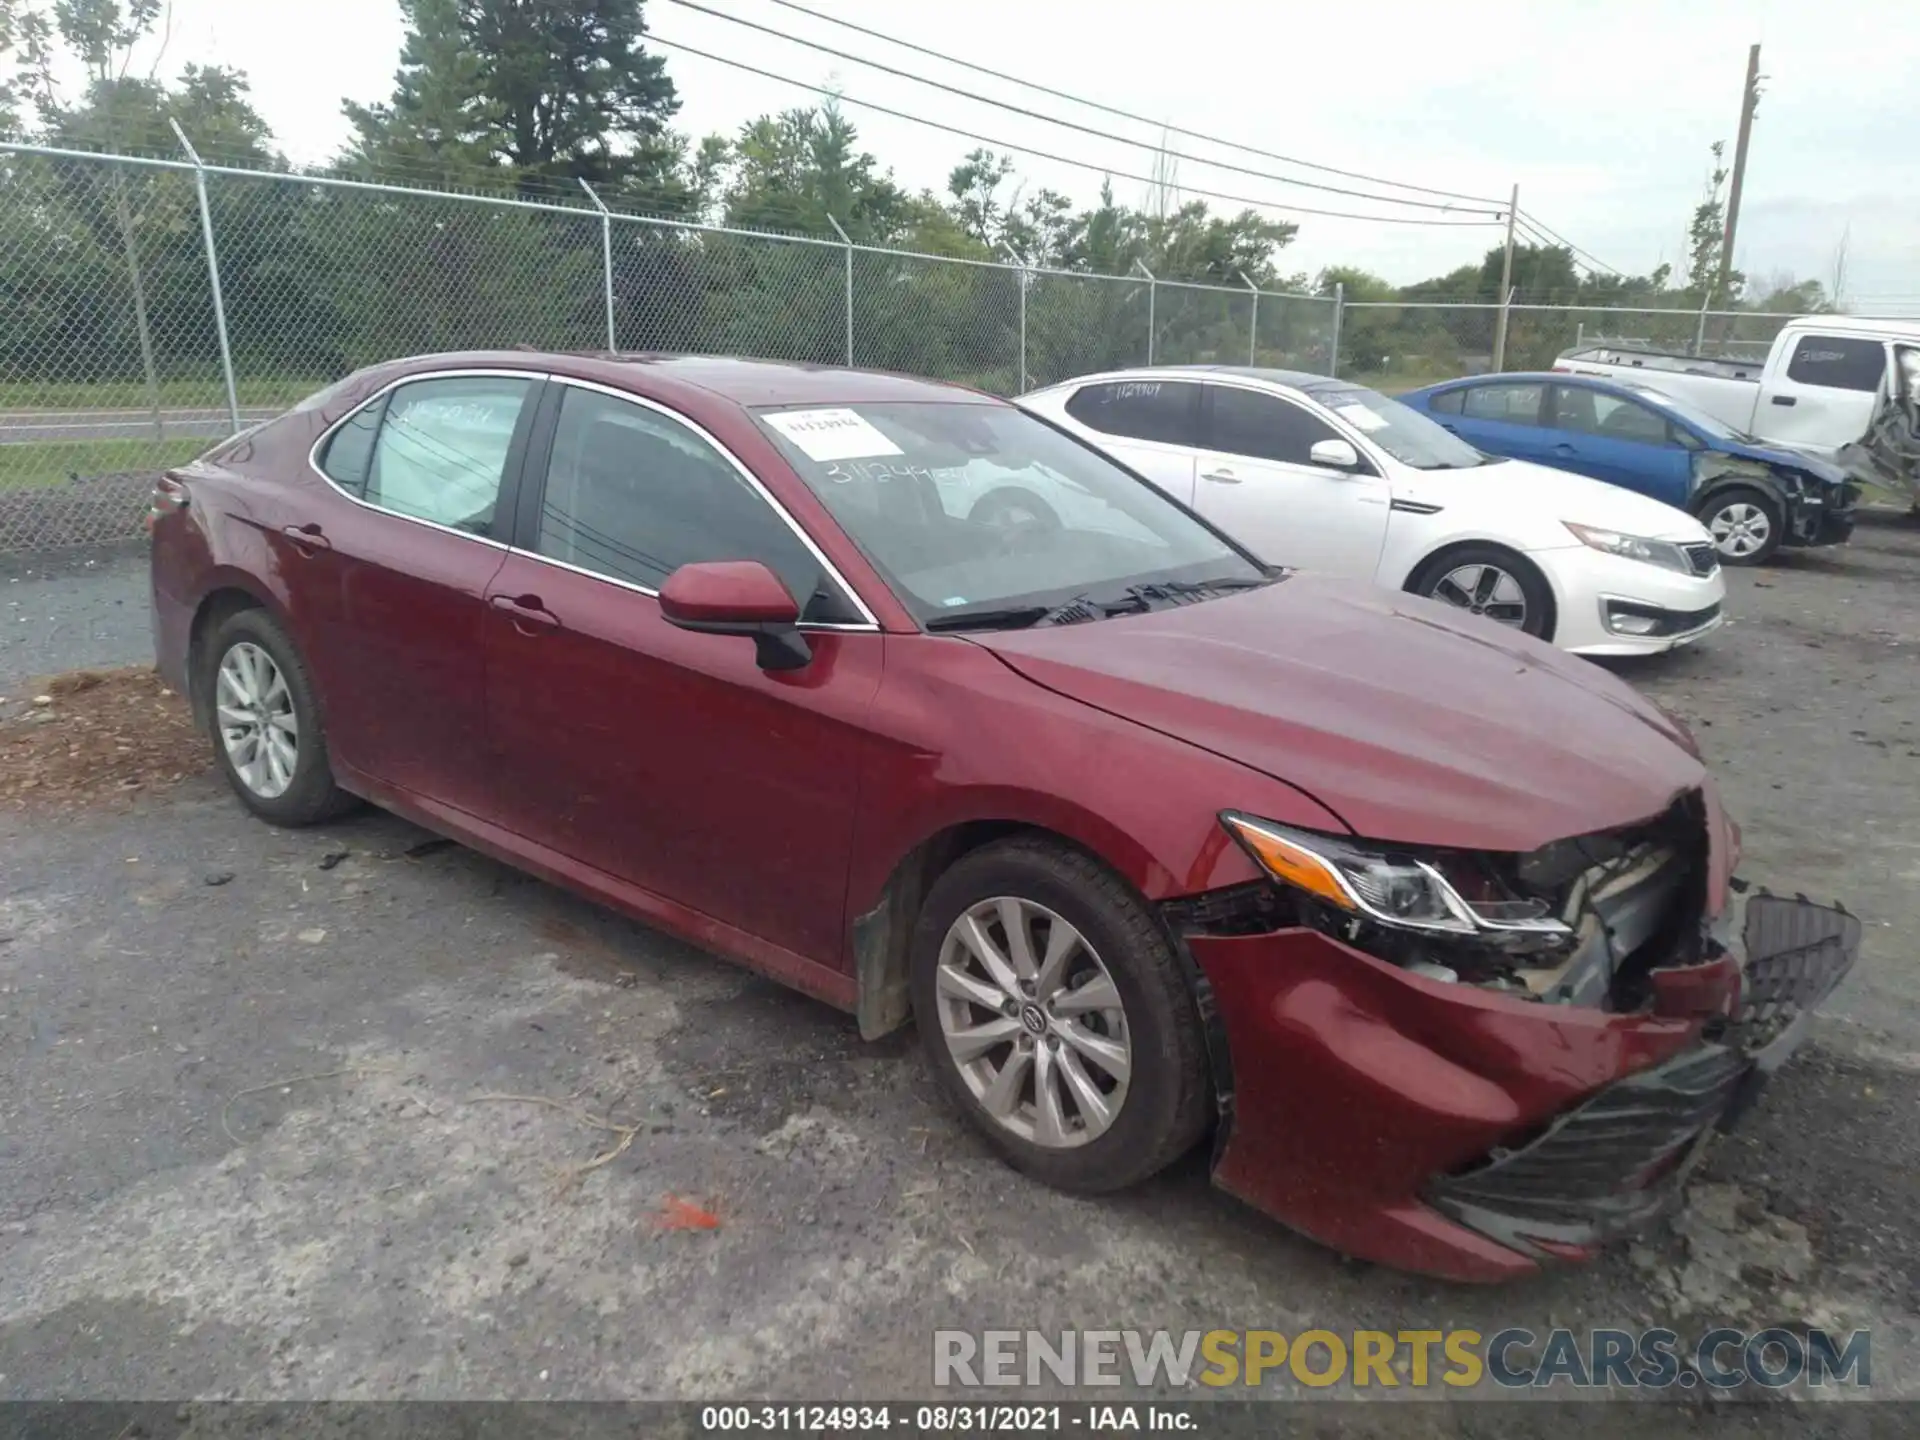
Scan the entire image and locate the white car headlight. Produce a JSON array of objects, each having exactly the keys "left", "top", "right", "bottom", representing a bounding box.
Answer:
[{"left": 1563, "top": 521, "right": 1693, "bottom": 574}]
